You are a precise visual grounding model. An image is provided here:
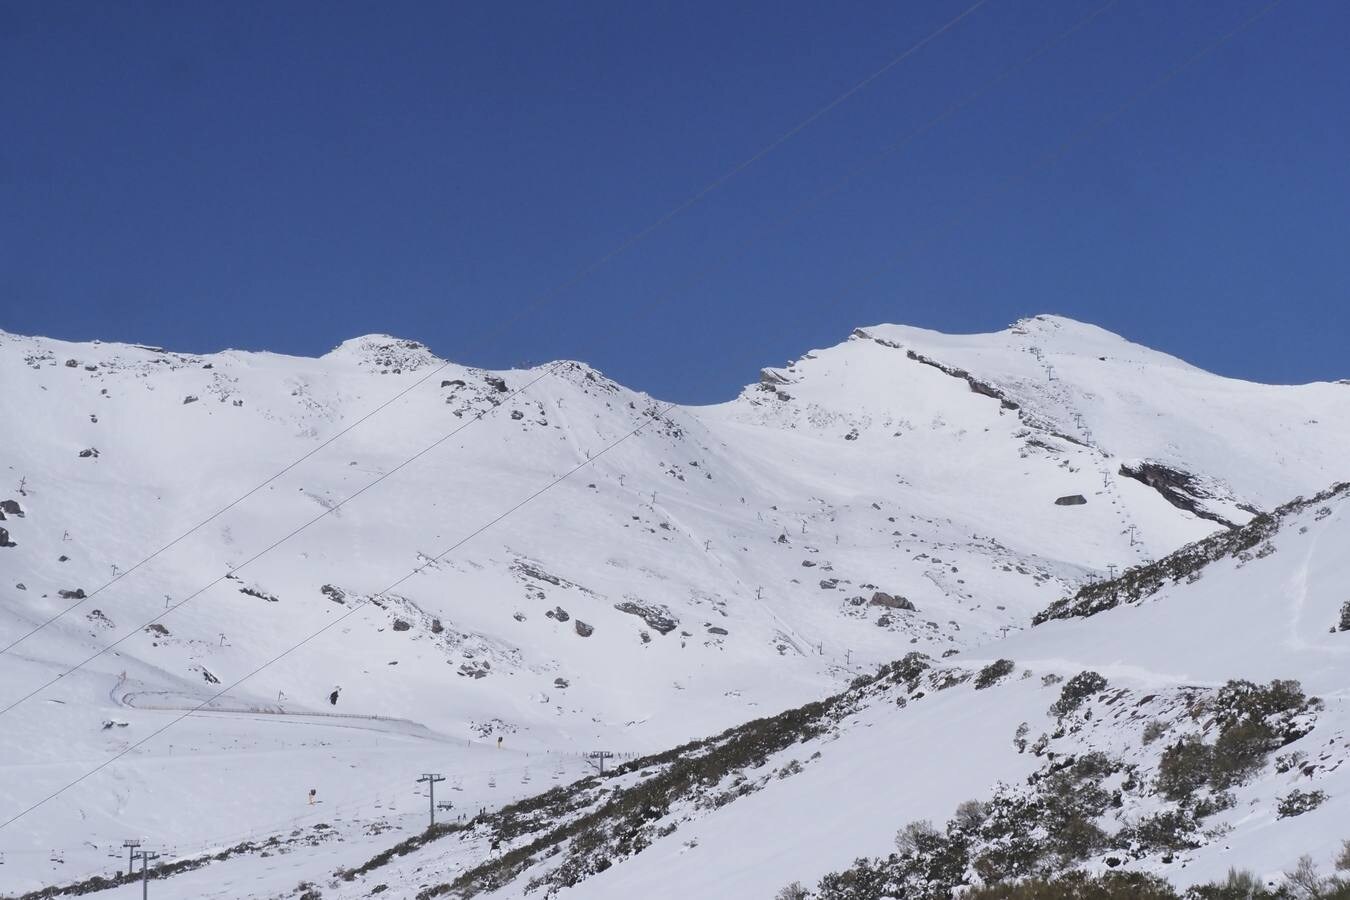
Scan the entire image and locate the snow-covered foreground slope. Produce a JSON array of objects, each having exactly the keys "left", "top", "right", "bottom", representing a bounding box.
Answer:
[
  {"left": 279, "top": 482, "right": 1350, "bottom": 900},
  {"left": 0, "top": 315, "right": 1347, "bottom": 896}
]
